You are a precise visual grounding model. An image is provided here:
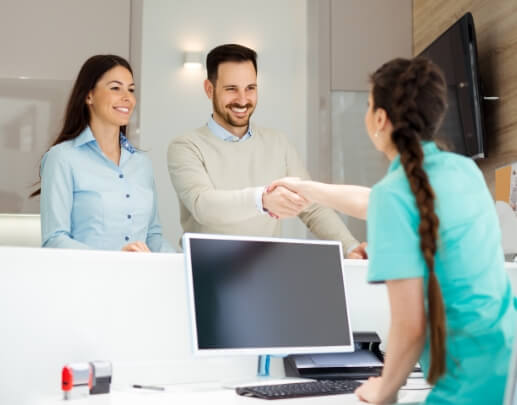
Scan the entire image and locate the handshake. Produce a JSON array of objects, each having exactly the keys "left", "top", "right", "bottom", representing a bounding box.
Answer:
[
  {"left": 262, "top": 177, "right": 311, "bottom": 220},
  {"left": 262, "top": 177, "right": 368, "bottom": 260}
]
